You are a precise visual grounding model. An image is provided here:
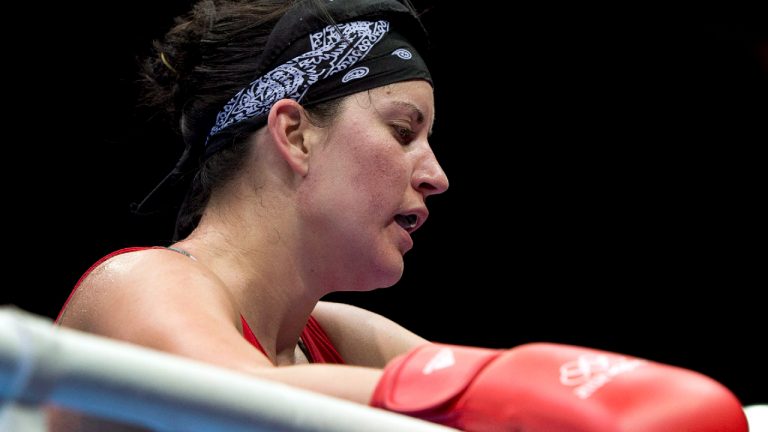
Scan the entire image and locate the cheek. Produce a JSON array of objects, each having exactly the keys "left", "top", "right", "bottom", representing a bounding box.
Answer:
[
  {"left": 349, "top": 147, "right": 409, "bottom": 212},
  {"left": 301, "top": 123, "right": 410, "bottom": 220},
  {"left": 353, "top": 150, "right": 396, "bottom": 182},
  {"left": 352, "top": 124, "right": 405, "bottom": 180}
]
